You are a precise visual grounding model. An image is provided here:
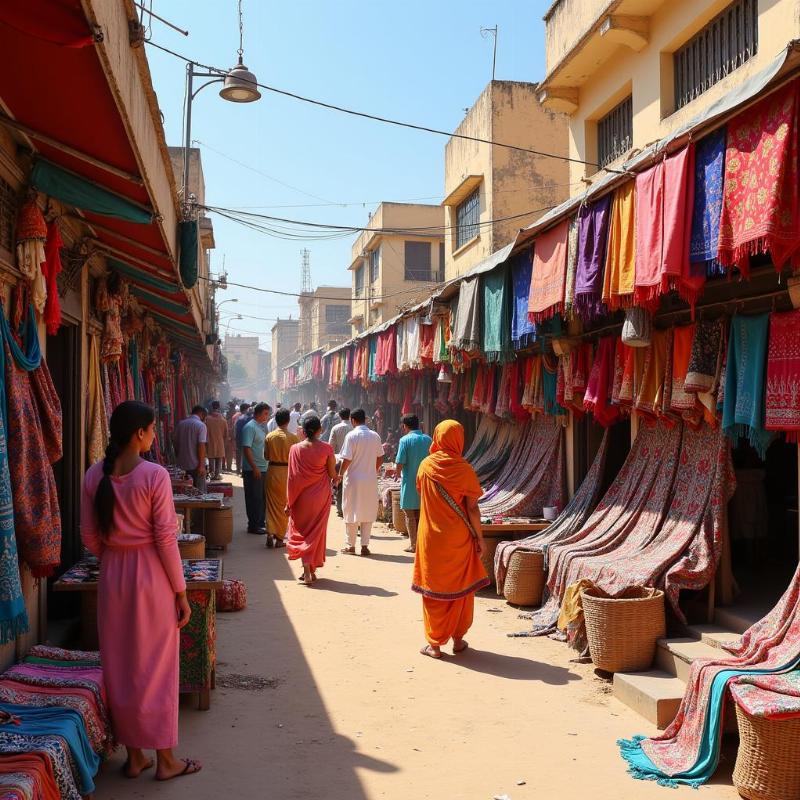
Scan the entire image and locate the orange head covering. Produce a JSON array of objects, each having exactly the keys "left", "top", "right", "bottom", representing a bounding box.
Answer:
[{"left": 418, "top": 420, "right": 482, "bottom": 498}]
